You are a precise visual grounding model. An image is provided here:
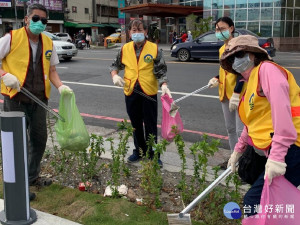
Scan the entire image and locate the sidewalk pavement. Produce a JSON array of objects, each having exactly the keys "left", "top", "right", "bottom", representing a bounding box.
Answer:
[{"left": 0, "top": 199, "right": 81, "bottom": 225}]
